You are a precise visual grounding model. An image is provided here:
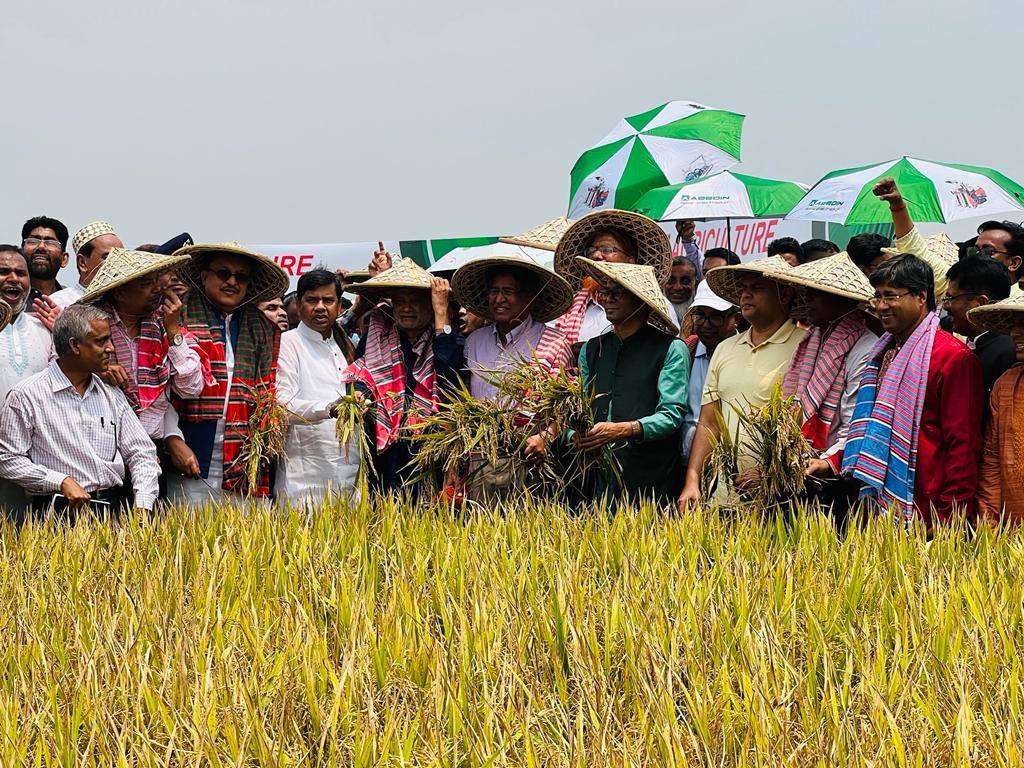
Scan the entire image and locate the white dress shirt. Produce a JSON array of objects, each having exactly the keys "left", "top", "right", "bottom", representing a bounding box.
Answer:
[
  {"left": 276, "top": 322, "right": 359, "bottom": 504},
  {"left": 0, "top": 311, "right": 54, "bottom": 403},
  {"left": 50, "top": 282, "right": 86, "bottom": 309},
  {"left": 0, "top": 361, "right": 160, "bottom": 509}
]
